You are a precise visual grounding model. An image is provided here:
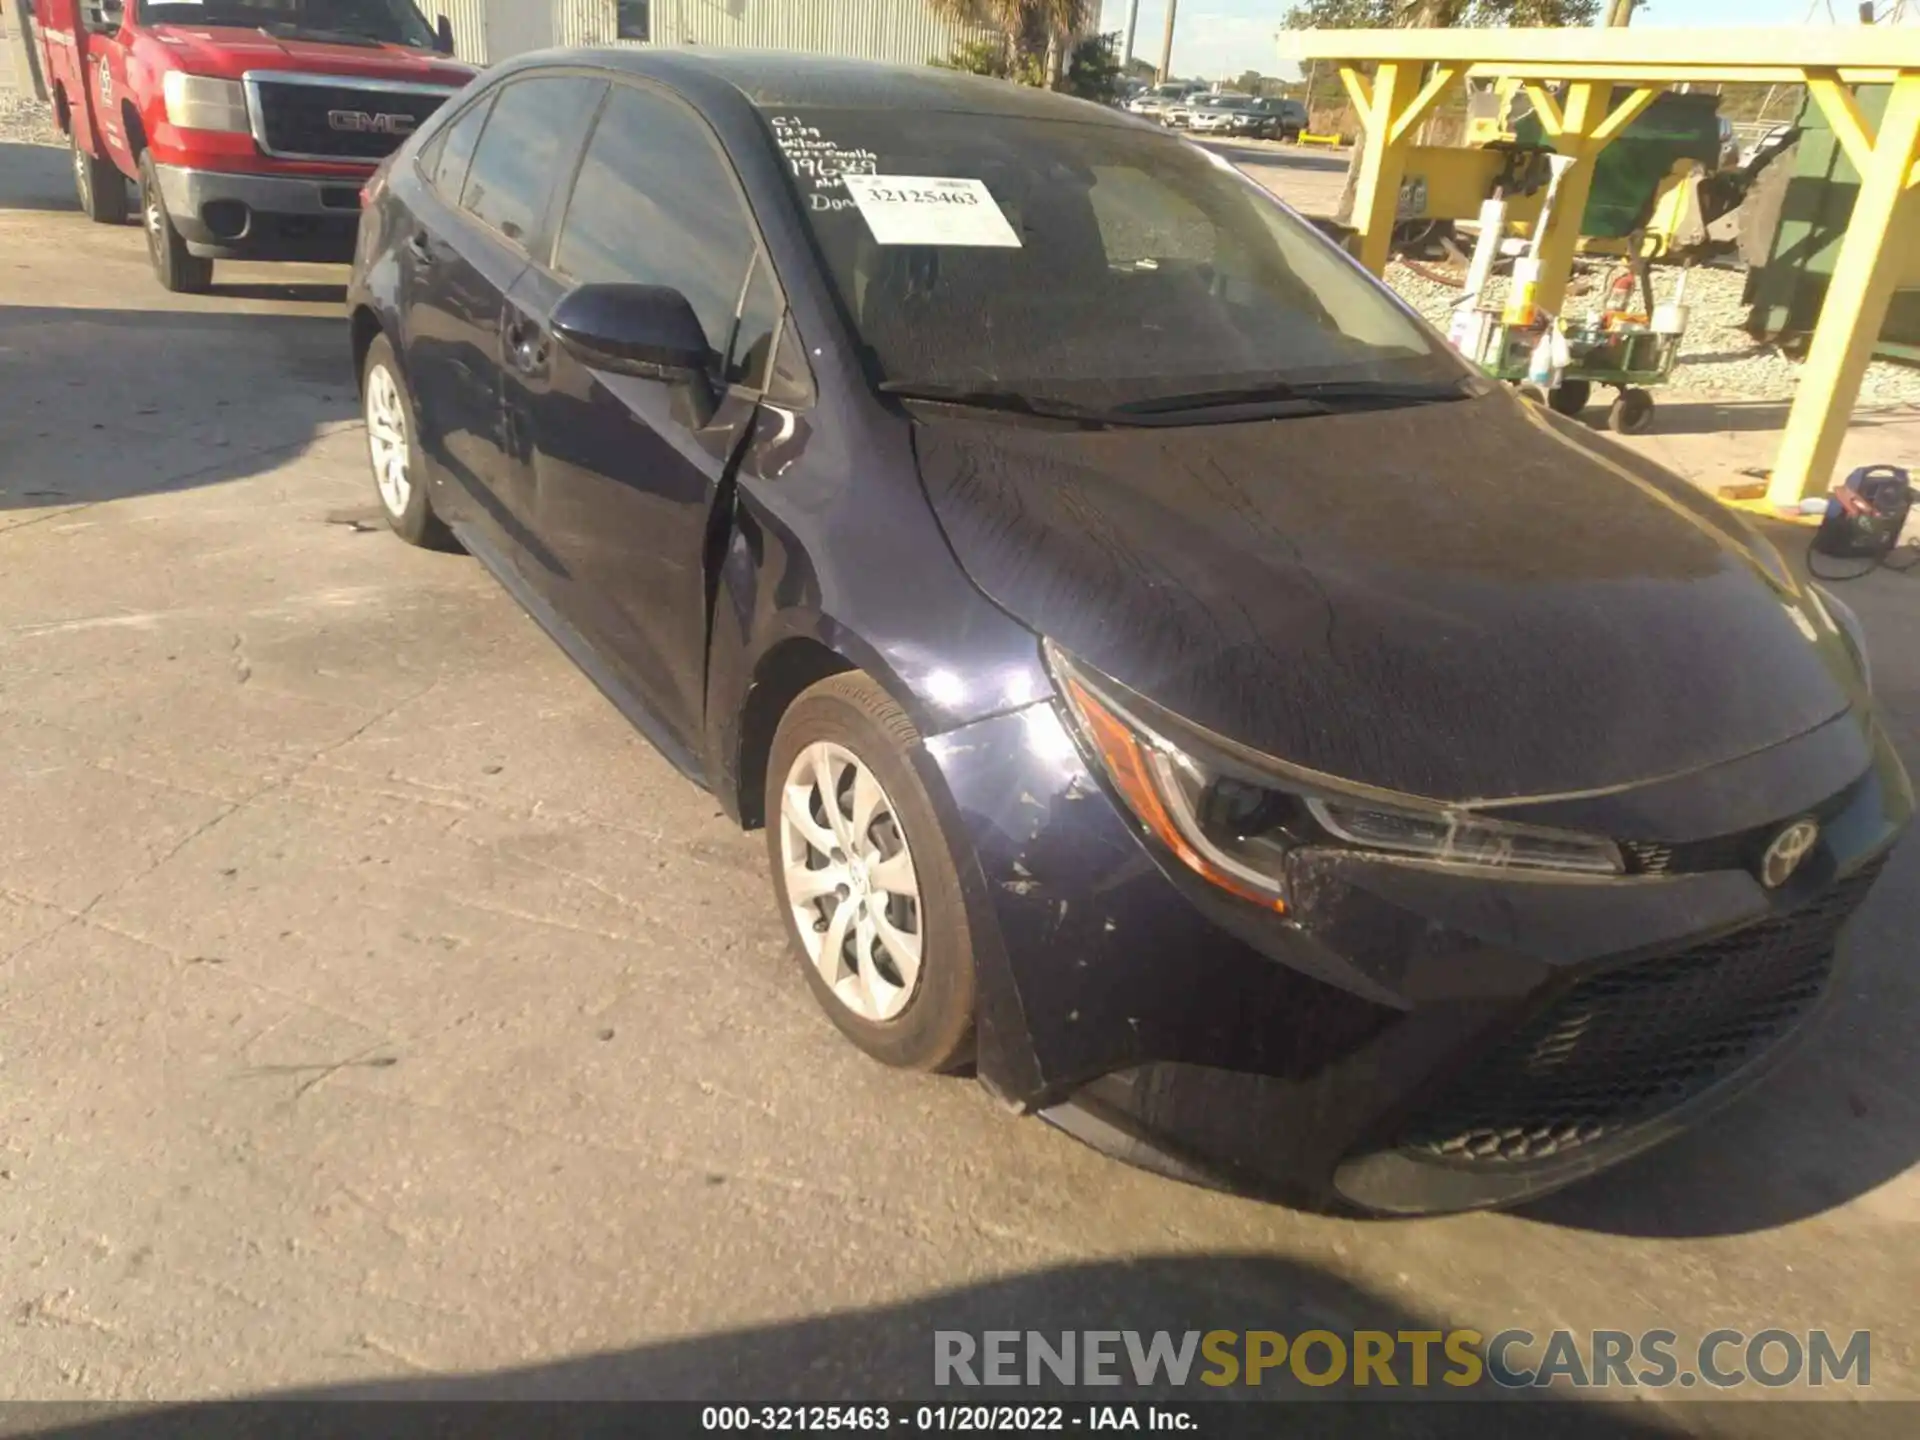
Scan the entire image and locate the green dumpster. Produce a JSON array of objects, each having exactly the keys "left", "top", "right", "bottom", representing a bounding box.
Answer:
[
  {"left": 1512, "top": 90, "right": 1722, "bottom": 241},
  {"left": 1743, "top": 86, "right": 1920, "bottom": 363}
]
